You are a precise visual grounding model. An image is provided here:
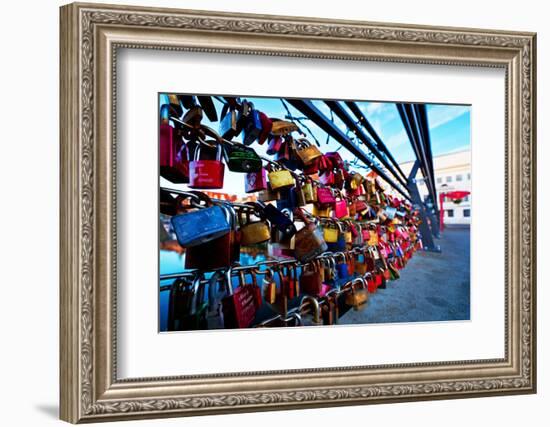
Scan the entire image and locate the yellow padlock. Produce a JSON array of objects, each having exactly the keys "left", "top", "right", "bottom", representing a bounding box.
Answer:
[
  {"left": 368, "top": 229, "right": 379, "bottom": 246},
  {"left": 344, "top": 230, "right": 353, "bottom": 244},
  {"left": 323, "top": 226, "right": 339, "bottom": 243},
  {"left": 295, "top": 138, "right": 323, "bottom": 165},
  {"left": 268, "top": 168, "right": 295, "bottom": 190}
]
